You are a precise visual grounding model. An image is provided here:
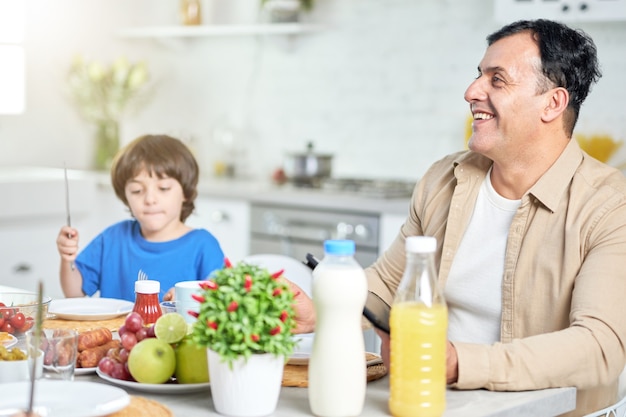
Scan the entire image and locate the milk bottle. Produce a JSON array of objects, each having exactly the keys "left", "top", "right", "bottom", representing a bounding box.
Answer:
[{"left": 308, "top": 239, "right": 368, "bottom": 416}]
